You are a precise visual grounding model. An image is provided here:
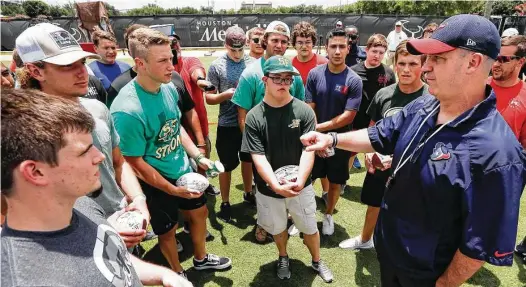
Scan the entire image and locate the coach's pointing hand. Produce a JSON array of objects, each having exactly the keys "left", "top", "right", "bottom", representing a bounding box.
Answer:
[{"left": 300, "top": 131, "right": 332, "bottom": 152}]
